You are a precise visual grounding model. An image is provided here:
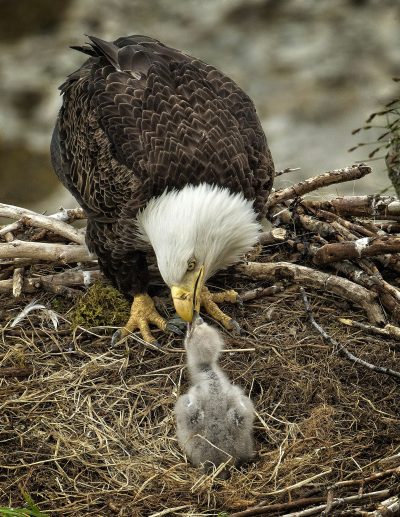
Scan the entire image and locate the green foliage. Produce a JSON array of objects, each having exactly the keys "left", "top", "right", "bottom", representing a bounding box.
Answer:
[
  {"left": 70, "top": 282, "right": 130, "bottom": 329},
  {"left": 0, "top": 509, "right": 47, "bottom": 517},
  {"left": 0, "top": 490, "right": 48, "bottom": 516},
  {"left": 350, "top": 77, "right": 400, "bottom": 195}
]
